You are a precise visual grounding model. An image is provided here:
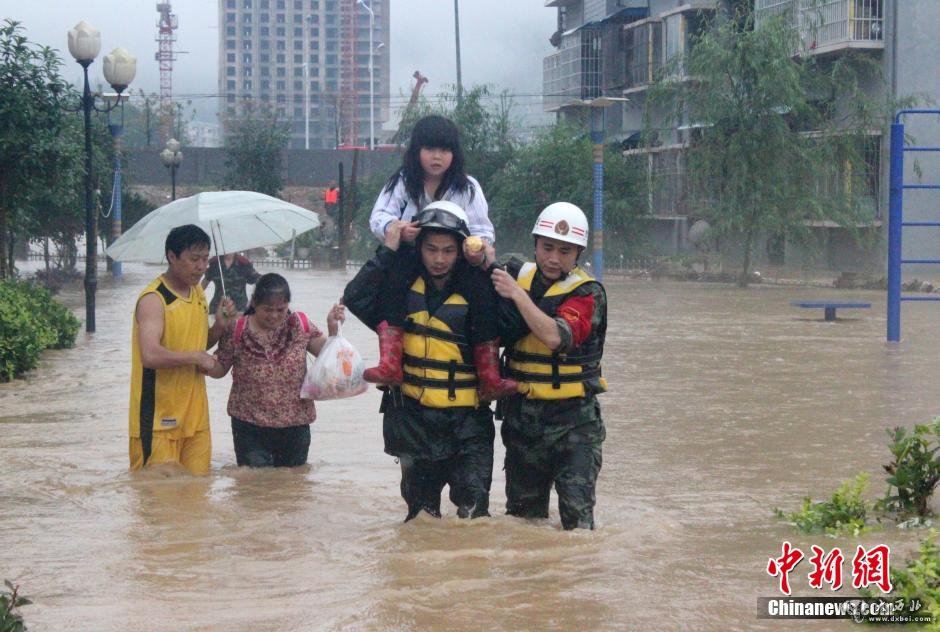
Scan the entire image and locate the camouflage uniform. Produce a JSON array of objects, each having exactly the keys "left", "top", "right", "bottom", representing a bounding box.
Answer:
[
  {"left": 204, "top": 255, "right": 261, "bottom": 313},
  {"left": 497, "top": 263, "right": 607, "bottom": 530}
]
